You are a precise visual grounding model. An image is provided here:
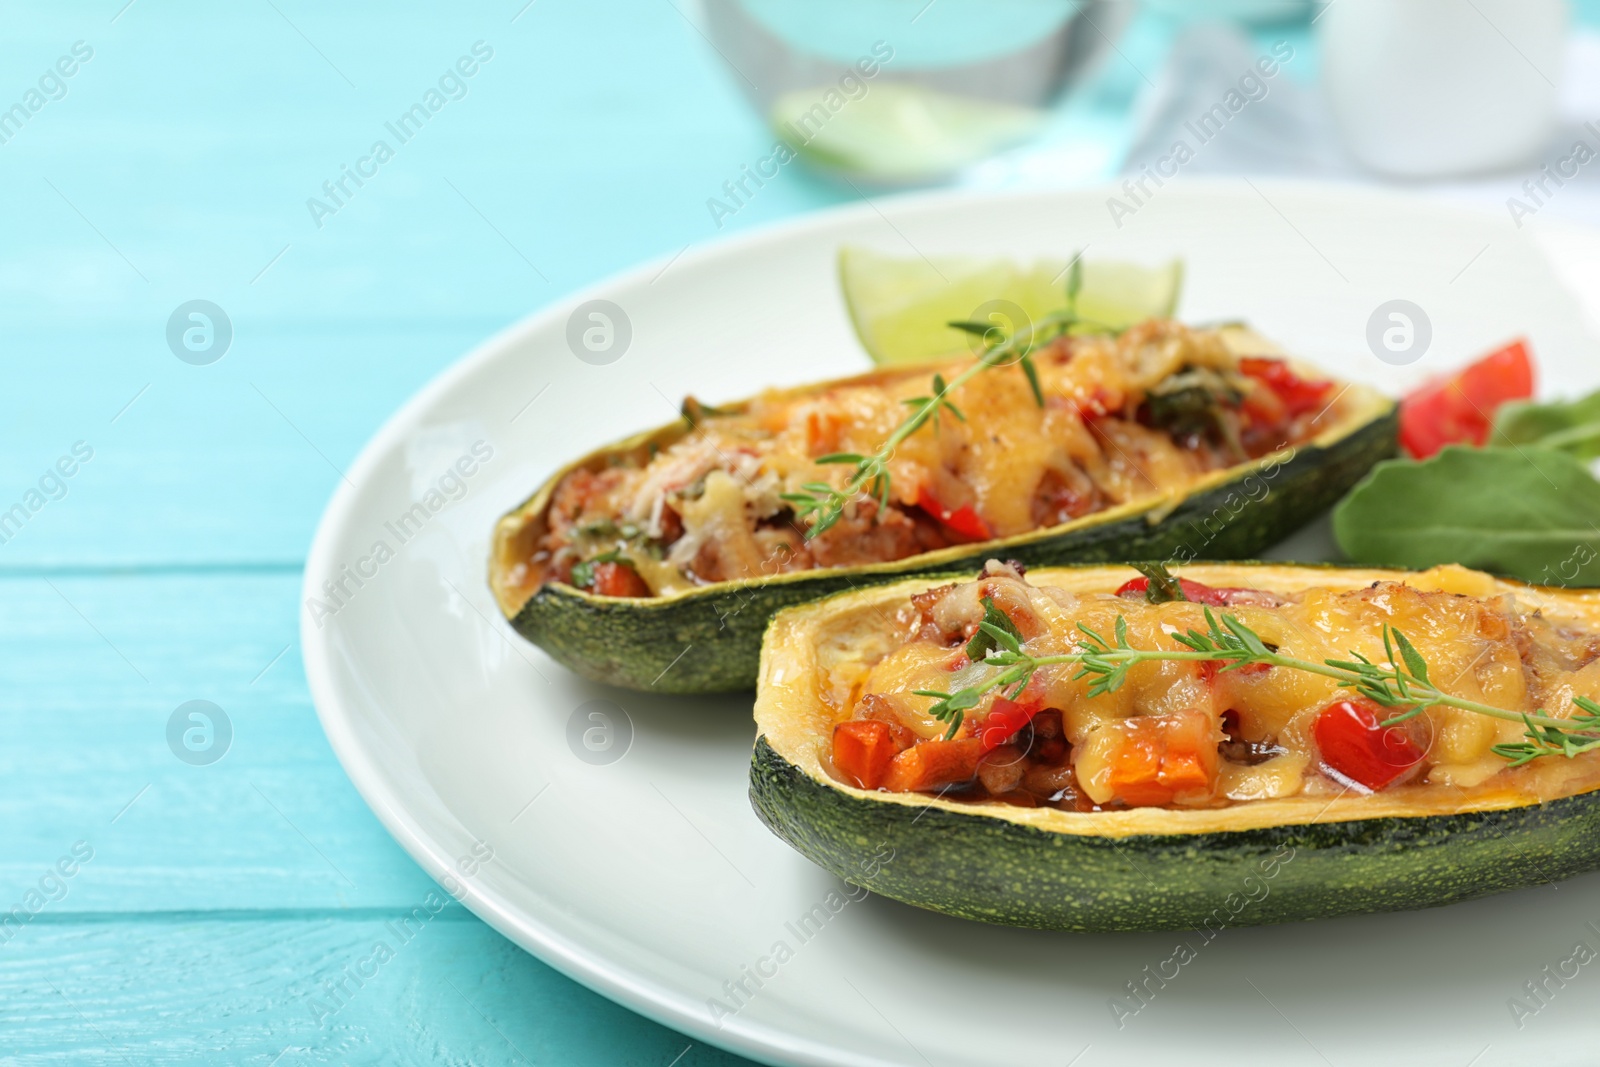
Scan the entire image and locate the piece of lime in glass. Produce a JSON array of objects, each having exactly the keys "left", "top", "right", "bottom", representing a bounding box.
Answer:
[
  {"left": 771, "top": 84, "right": 1044, "bottom": 185},
  {"left": 838, "top": 246, "right": 1184, "bottom": 365}
]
